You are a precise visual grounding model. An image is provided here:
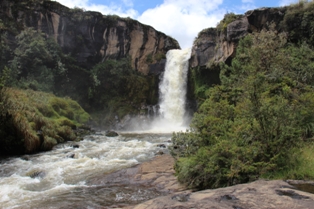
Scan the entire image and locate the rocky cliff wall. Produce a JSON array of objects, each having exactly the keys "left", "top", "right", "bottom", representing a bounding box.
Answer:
[
  {"left": 0, "top": 0, "right": 179, "bottom": 74},
  {"left": 190, "top": 7, "right": 287, "bottom": 68}
]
